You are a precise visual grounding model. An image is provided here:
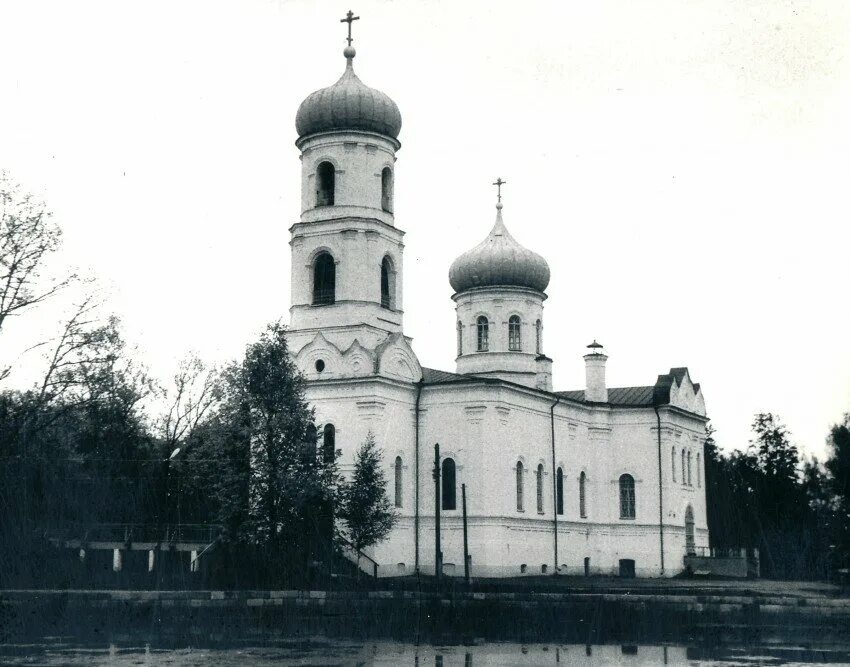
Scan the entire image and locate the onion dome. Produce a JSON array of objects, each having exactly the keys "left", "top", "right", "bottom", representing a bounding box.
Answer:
[
  {"left": 296, "top": 46, "right": 402, "bottom": 141},
  {"left": 449, "top": 201, "right": 551, "bottom": 294}
]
